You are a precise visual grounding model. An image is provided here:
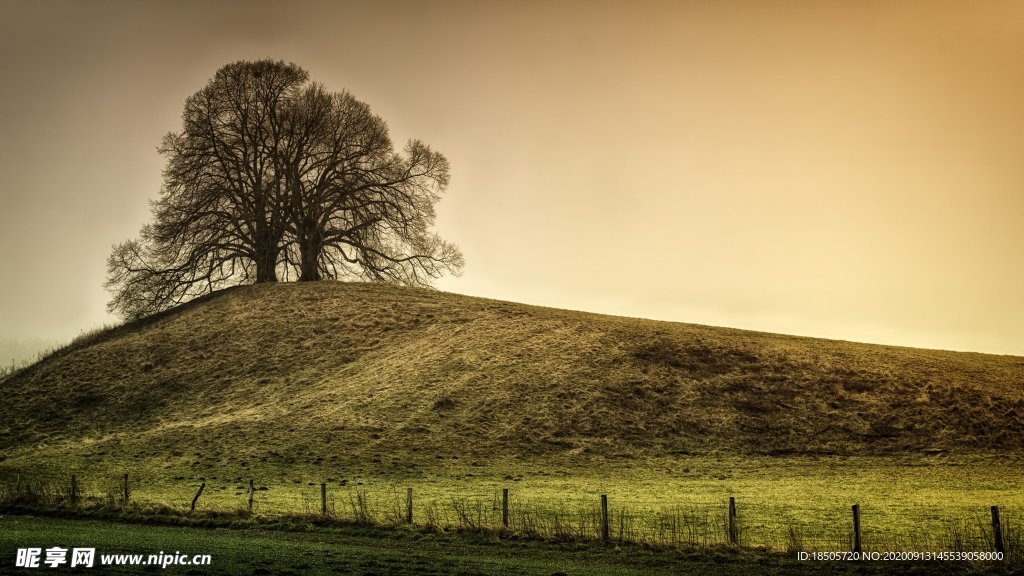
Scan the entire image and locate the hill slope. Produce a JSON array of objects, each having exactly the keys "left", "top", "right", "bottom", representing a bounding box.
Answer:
[{"left": 2, "top": 282, "right": 1023, "bottom": 476}]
